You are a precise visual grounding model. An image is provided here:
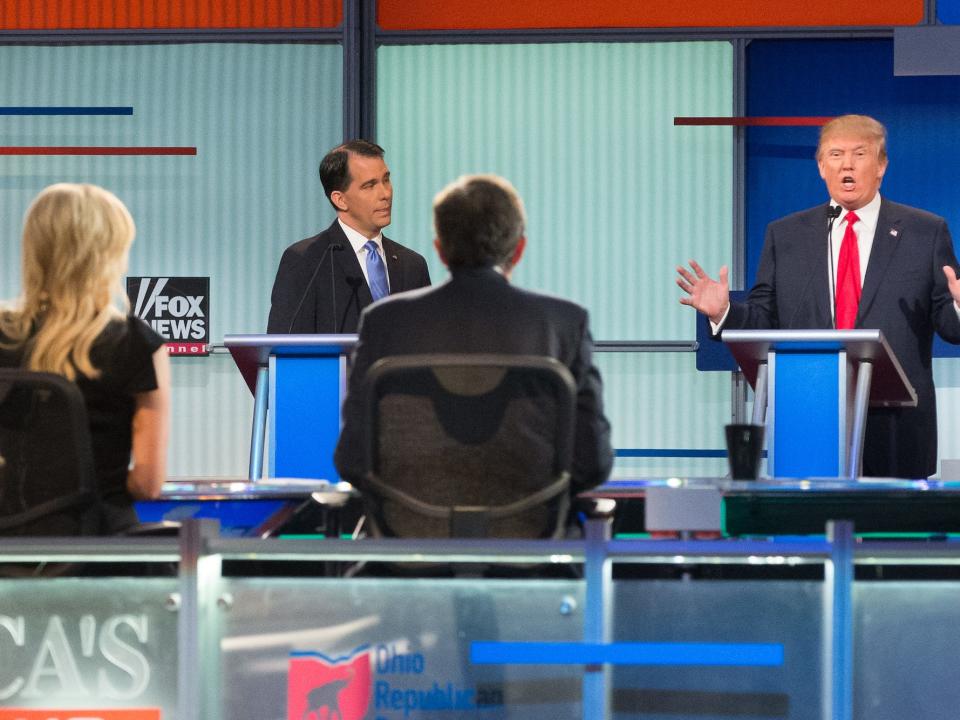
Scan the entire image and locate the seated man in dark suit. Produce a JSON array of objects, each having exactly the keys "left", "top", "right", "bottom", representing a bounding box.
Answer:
[{"left": 334, "top": 174, "right": 613, "bottom": 517}]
